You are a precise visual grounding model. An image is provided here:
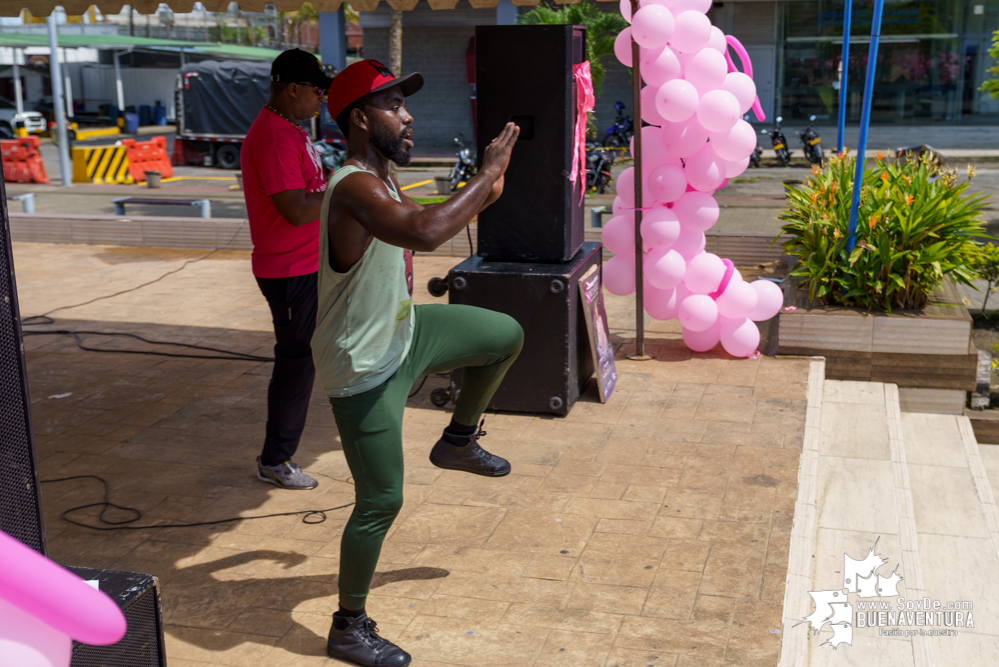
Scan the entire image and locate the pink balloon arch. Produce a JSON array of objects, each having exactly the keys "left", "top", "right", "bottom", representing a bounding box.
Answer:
[{"left": 602, "top": 0, "right": 782, "bottom": 358}]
